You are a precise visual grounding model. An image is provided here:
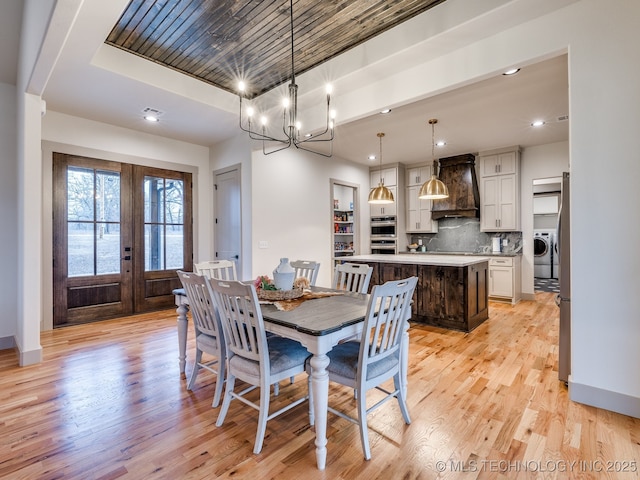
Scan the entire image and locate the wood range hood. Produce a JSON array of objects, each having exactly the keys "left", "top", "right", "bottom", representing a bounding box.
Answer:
[{"left": 431, "top": 153, "right": 480, "bottom": 219}]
